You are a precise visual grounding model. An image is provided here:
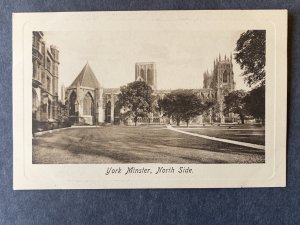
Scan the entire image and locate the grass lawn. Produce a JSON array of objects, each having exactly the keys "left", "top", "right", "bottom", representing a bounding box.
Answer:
[{"left": 33, "top": 126, "right": 265, "bottom": 164}]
